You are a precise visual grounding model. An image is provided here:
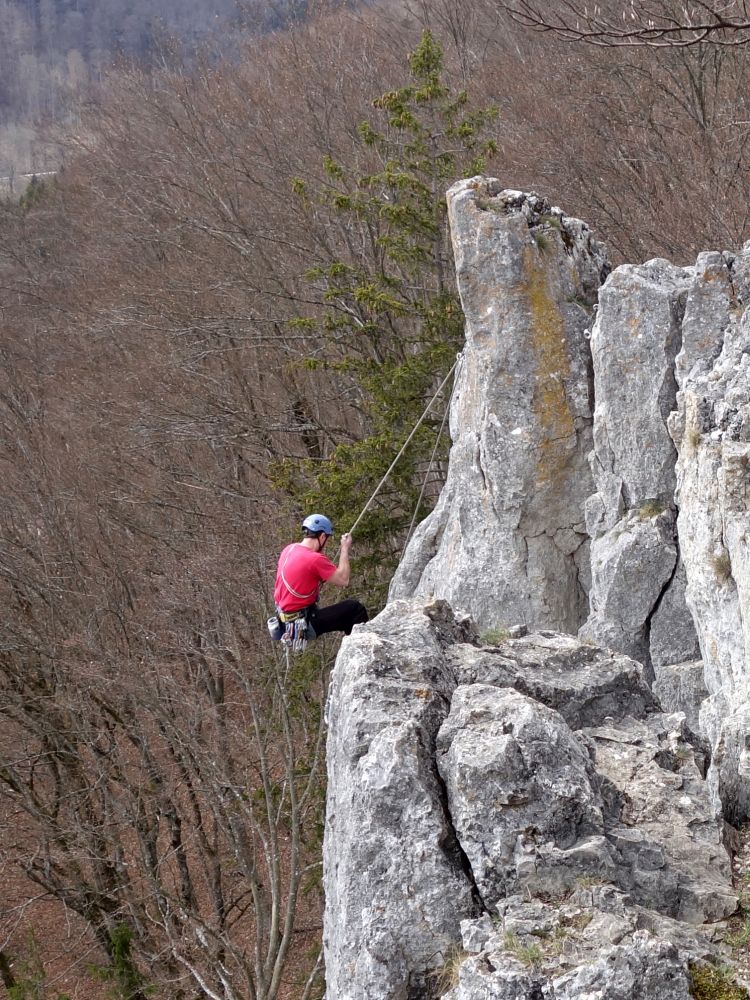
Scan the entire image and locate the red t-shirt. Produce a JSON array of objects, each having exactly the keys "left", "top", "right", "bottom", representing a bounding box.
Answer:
[{"left": 274, "top": 543, "right": 337, "bottom": 612}]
